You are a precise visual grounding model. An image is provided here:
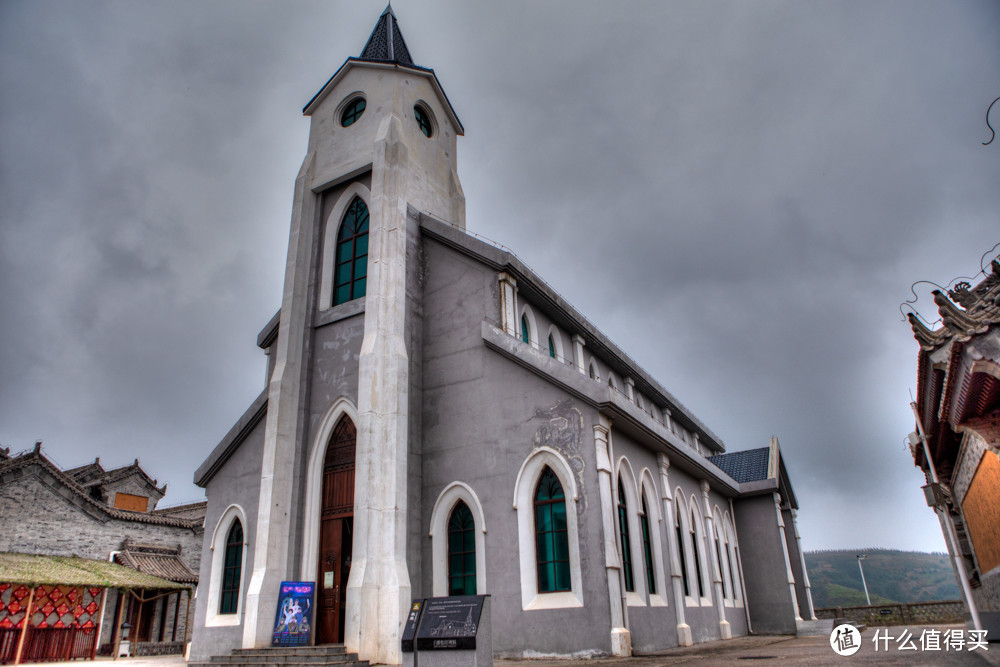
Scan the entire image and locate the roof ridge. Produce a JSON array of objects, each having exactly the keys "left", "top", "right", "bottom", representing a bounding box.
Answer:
[{"left": 0, "top": 450, "right": 199, "bottom": 529}]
